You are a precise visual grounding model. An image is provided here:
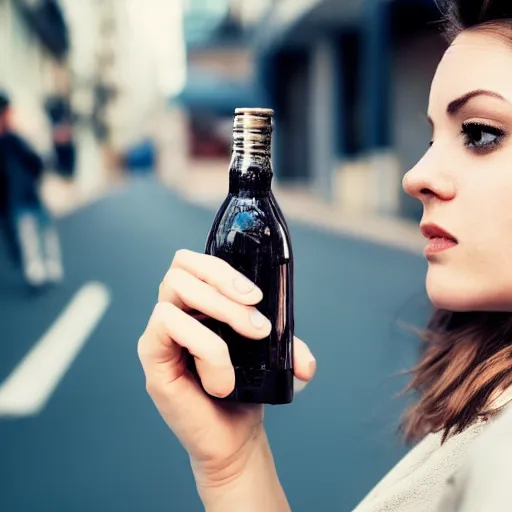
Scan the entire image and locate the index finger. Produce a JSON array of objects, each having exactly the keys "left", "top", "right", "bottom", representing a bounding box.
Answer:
[{"left": 168, "top": 249, "right": 263, "bottom": 305}]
